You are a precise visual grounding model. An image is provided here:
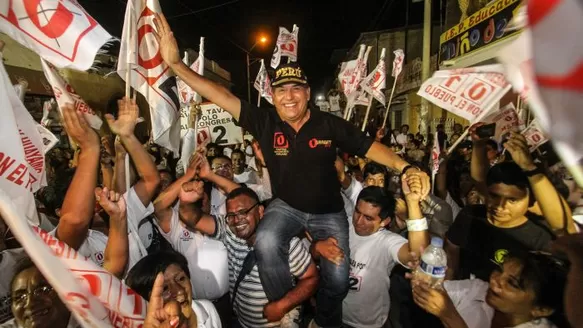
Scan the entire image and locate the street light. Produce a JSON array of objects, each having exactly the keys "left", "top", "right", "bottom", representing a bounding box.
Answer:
[{"left": 246, "top": 35, "right": 268, "bottom": 102}]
